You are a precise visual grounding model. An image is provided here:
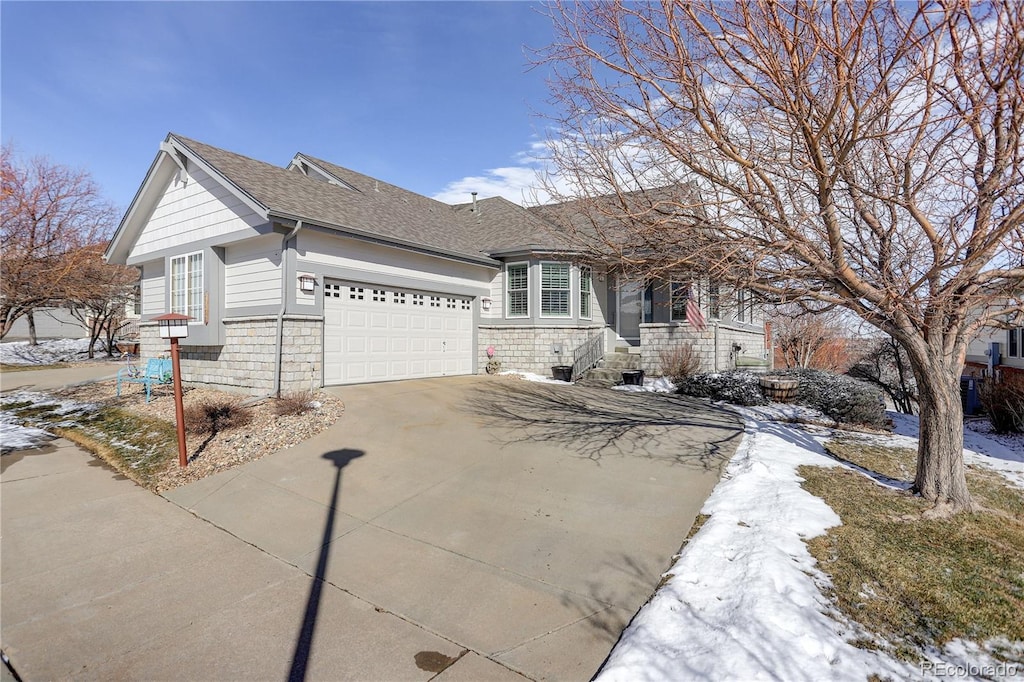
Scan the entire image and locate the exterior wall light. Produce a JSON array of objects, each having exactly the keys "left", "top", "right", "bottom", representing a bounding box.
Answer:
[
  {"left": 298, "top": 274, "right": 316, "bottom": 292},
  {"left": 481, "top": 296, "right": 493, "bottom": 311}
]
